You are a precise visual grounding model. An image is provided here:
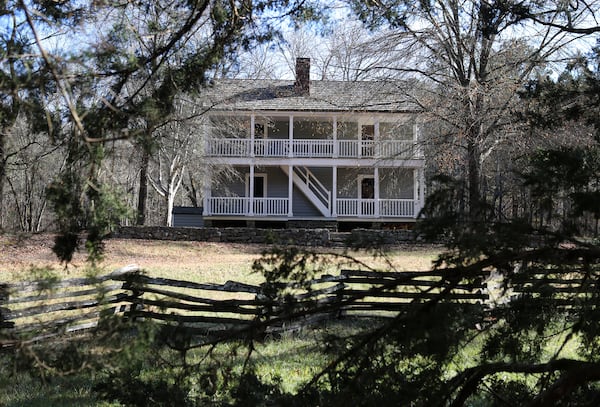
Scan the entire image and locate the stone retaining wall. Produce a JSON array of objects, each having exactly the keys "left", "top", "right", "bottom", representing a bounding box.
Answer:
[
  {"left": 346, "top": 229, "right": 417, "bottom": 248},
  {"left": 111, "top": 226, "right": 417, "bottom": 247}
]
